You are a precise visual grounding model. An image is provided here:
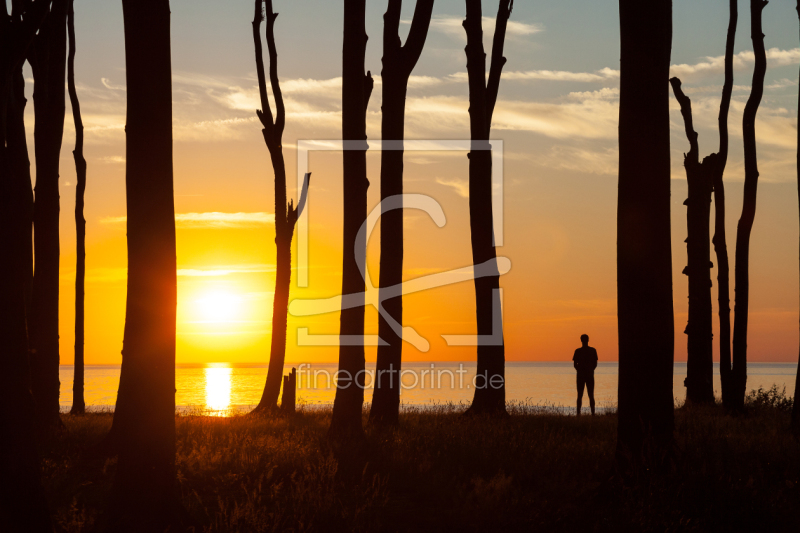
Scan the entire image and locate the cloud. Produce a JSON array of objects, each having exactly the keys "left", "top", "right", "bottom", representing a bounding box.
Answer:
[
  {"left": 531, "top": 146, "right": 619, "bottom": 176},
  {"left": 421, "top": 16, "right": 544, "bottom": 38},
  {"left": 491, "top": 98, "right": 618, "bottom": 139},
  {"left": 670, "top": 47, "right": 800, "bottom": 79},
  {"left": 174, "top": 116, "right": 259, "bottom": 141},
  {"left": 766, "top": 78, "right": 798, "bottom": 90},
  {"left": 177, "top": 264, "right": 276, "bottom": 276},
  {"left": 566, "top": 87, "right": 619, "bottom": 100},
  {"left": 502, "top": 68, "right": 619, "bottom": 83},
  {"left": 403, "top": 90, "right": 620, "bottom": 140},
  {"left": 62, "top": 264, "right": 277, "bottom": 283},
  {"left": 435, "top": 177, "right": 469, "bottom": 198},
  {"left": 101, "top": 212, "right": 276, "bottom": 228},
  {"left": 101, "top": 78, "right": 126, "bottom": 91},
  {"left": 98, "top": 155, "right": 126, "bottom": 164}
]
